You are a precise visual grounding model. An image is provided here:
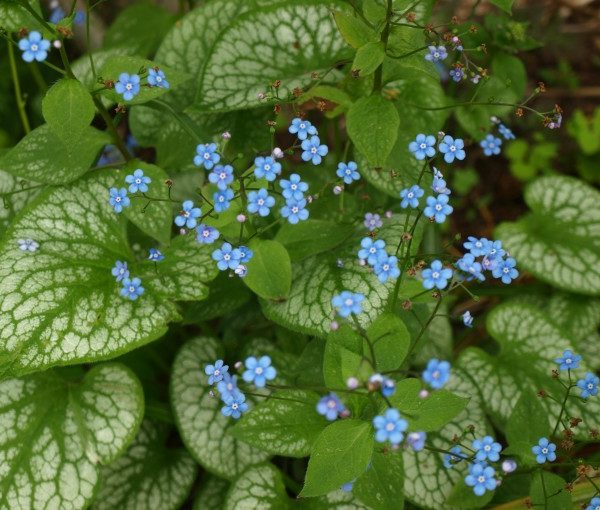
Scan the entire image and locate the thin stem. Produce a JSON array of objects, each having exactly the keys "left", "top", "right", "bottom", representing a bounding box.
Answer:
[
  {"left": 373, "top": 0, "right": 393, "bottom": 91},
  {"left": 403, "top": 296, "right": 443, "bottom": 362},
  {"left": 8, "top": 41, "right": 31, "bottom": 134},
  {"left": 93, "top": 97, "right": 131, "bottom": 161},
  {"left": 552, "top": 370, "right": 572, "bottom": 437}
]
